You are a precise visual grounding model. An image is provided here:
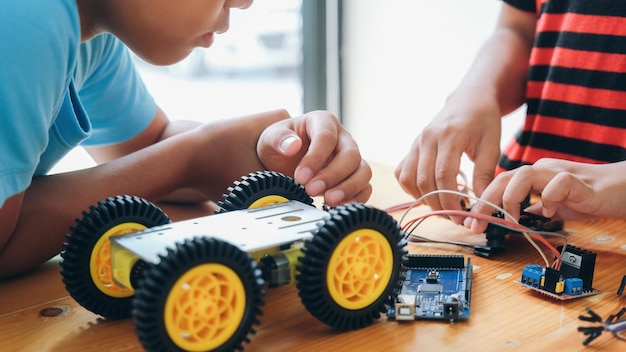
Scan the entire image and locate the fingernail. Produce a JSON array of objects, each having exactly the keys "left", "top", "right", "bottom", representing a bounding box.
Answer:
[
  {"left": 470, "top": 219, "right": 479, "bottom": 232},
  {"left": 306, "top": 180, "right": 325, "bottom": 196},
  {"left": 295, "top": 167, "right": 313, "bottom": 184},
  {"left": 327, "top": 190, "right": 345, "bottom": 205},
  {"left": 280, "top": 136, "right": 298, "bottom": 153}
]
